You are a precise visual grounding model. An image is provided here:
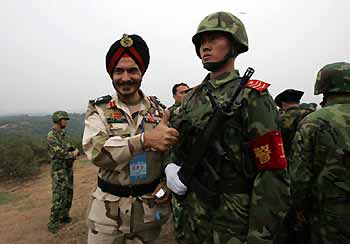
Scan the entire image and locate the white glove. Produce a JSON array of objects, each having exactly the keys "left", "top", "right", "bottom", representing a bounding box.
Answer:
[{"left": 165, "top": 163, "right": 187, "bottom": 195}]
